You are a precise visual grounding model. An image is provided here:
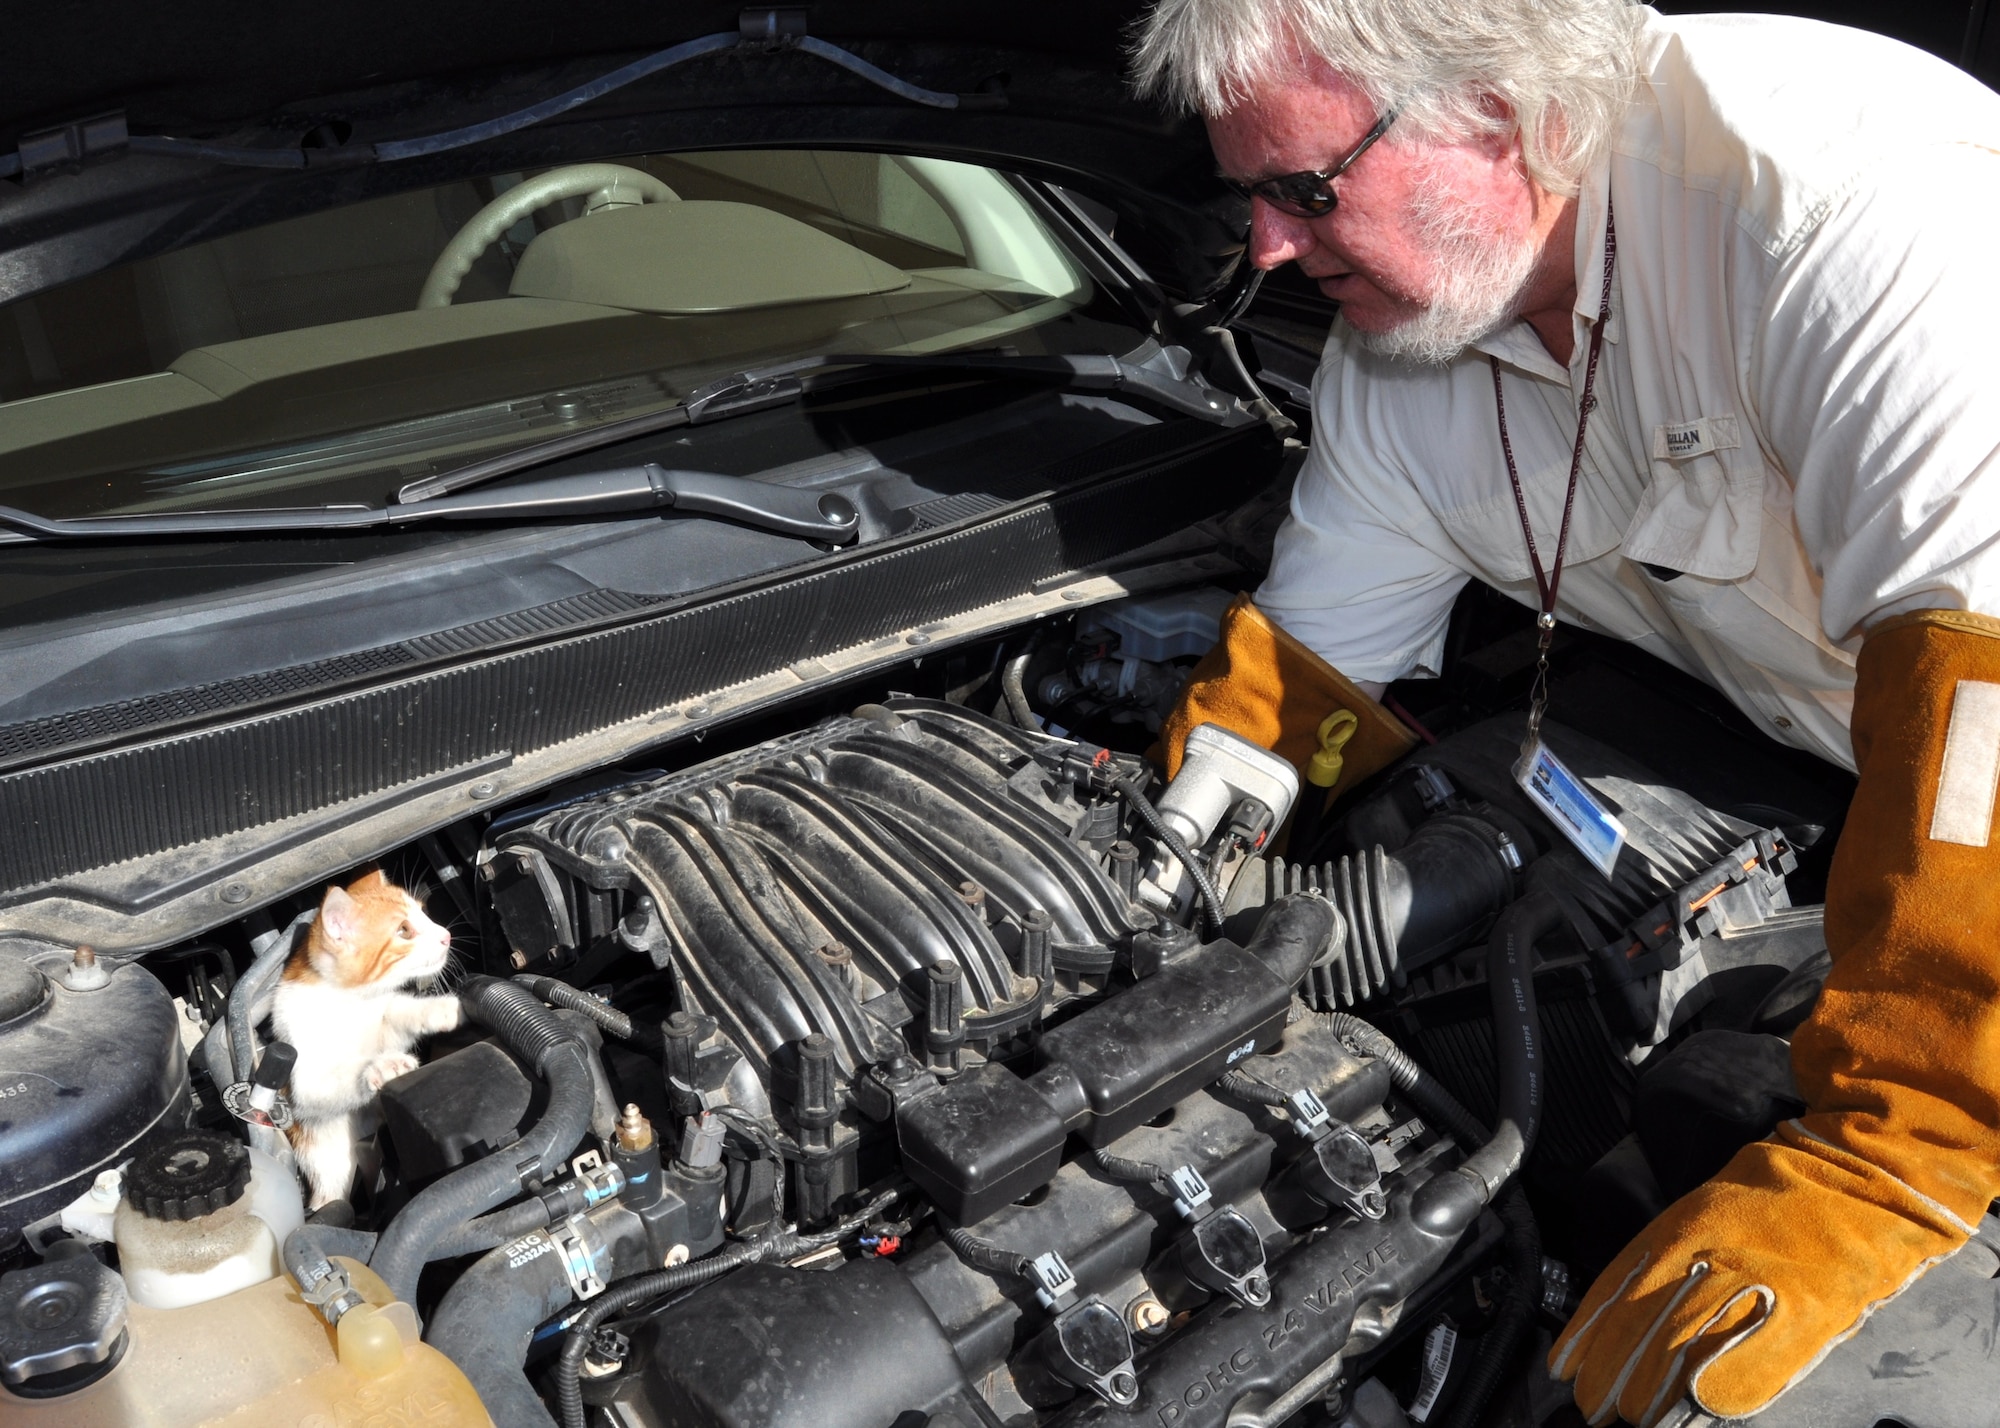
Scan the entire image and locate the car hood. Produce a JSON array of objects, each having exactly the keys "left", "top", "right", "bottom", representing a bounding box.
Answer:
[{"left": 0, "top": 2, "right": 1246, "bottom": 306}]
